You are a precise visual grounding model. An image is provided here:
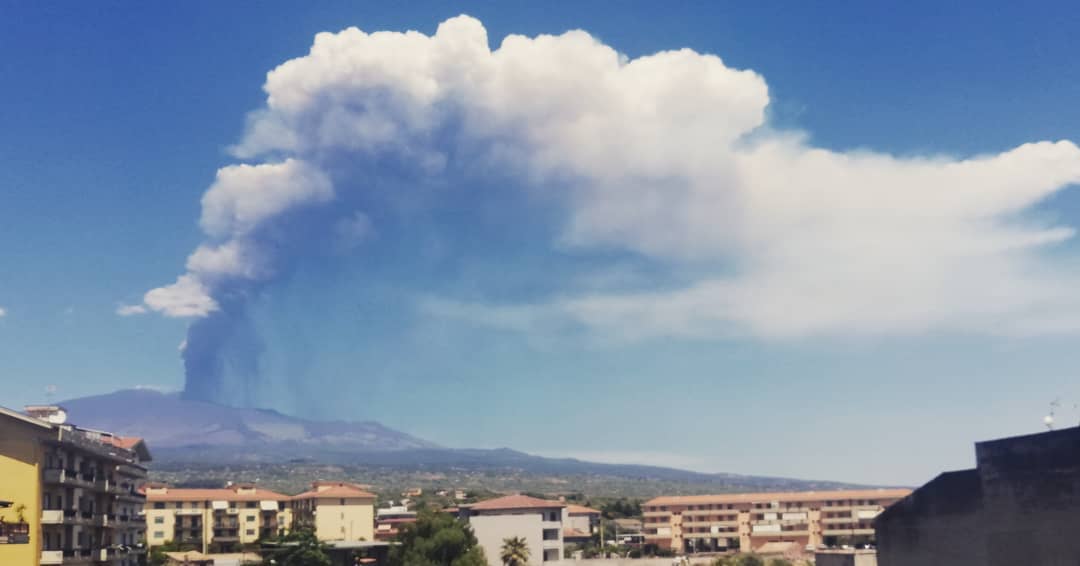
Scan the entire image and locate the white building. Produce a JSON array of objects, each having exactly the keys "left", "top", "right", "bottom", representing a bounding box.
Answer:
[{"left": 460, "top": 494, "right": 565, "bottom": 564}]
